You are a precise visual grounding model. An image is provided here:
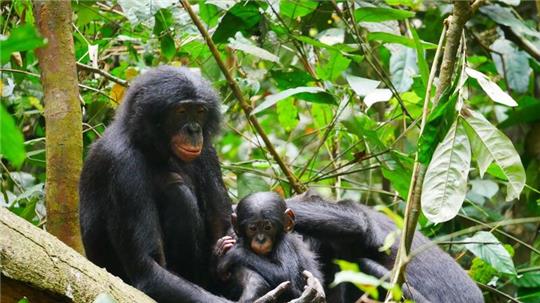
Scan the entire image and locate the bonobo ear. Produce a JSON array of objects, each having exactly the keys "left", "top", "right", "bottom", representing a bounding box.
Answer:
[
  {"left": 284, "top": 208, "right": 295, "bottom": 233},
  {"left": 231, "top": 213, "right": 239, "bottom": 234}
]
